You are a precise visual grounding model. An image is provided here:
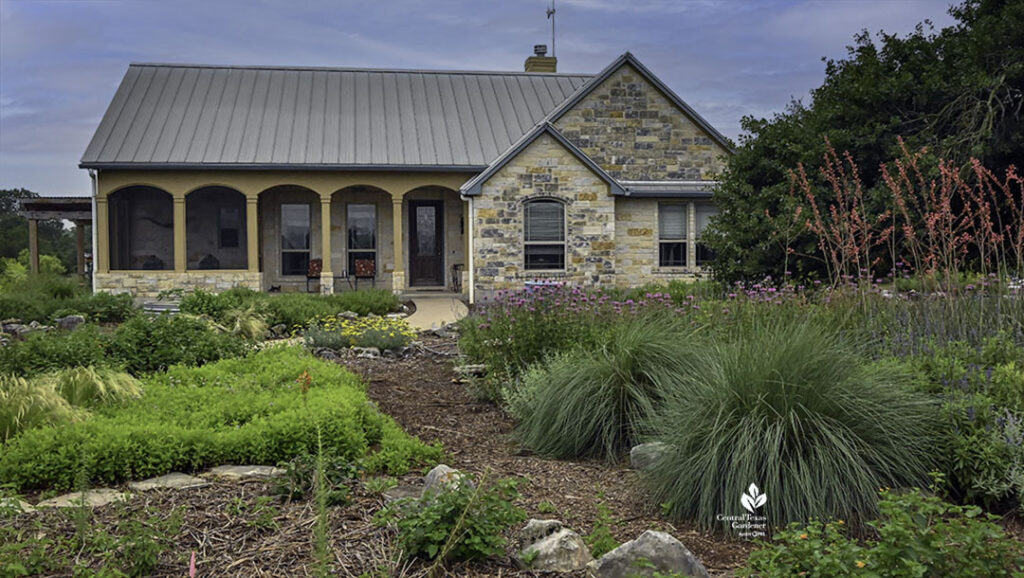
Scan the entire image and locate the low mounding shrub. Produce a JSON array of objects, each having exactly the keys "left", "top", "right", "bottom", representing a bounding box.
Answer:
[
  {"left": 647, "top": 318, "right": 942, "bottom": 530},
  {"left": 378, "top": 475, "right": 526, "bottom": 563},
  {"left": 303, "top": 315, "right": 416, "bottom": 351},
  {"left": 0, "top": 324, "right": 110, "bottom": 377},
  {"left": 0, "top": 275, "right": 135, "bottom": 324},
  {"left": 180, "top": 287, "right": 400, "bottom": 331},
  {"left": 740, "top": 486, "right": 1024, "bottom": 577},
  {"left": 109, "top": 314, "right": 250, "bottom": 374},
  {"left": 0, "top": 347, "right": 441, "bottom": 491},
  {"left": 514, "top": 314, "right": 695, "bottom": 462}
]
